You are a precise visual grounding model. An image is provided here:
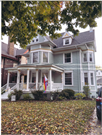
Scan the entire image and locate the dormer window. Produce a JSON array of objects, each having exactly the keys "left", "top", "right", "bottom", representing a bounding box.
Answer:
[
  {"left": 62, "top": 32, "right": 73, "bottom": 46},
  {"left": 65, "top": 39, "right": 69, "bottom": 45},
  {"left": 36, "top": 39, "right": 38, "bottom": 42}
]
